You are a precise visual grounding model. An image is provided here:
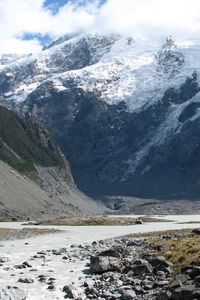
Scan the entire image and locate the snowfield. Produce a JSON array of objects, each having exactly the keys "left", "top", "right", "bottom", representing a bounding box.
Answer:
[
  {"left": 1, "top": 215, "right": 200, "bottom": 299},
  {"left": 1, "top": 33, "right": 200, "bottom": 113}
]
